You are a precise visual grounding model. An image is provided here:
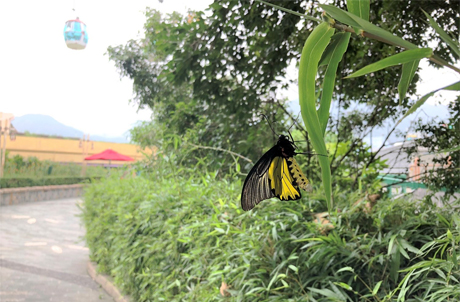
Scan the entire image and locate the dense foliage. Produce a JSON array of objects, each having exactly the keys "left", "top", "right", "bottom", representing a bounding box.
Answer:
[
  {"left": 84, "top": 1, "right": 460, "bottom": 301},
  {"left": 82, "top": 156, "right": 460, "bottom": 301},
  {"left": 0, "top": 153, "right": 106, "bottom": 188},
  {"left": 406, "top": 97, "right": 460, "bottom": 195},
  {"left": 108, "top": 0, "right": 458, "bottom": 192},
  {"left": 0, "top": 176, "right": 100, "bottom": 188},
  {"left": 4, "top": 153, "right": 106, "bottom": 178}
]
